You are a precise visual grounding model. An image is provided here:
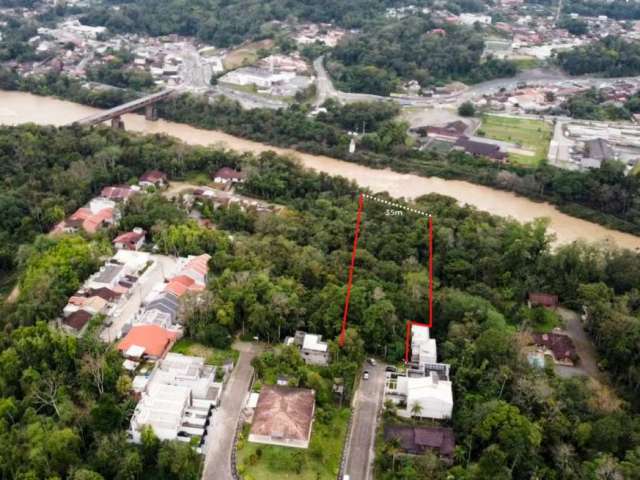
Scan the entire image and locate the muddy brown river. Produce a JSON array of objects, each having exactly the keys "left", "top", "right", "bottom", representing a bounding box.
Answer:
[{"left": 2, "top": 90, "right": 639, "bottom": 250}]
